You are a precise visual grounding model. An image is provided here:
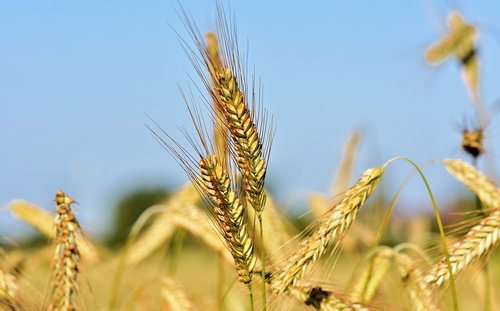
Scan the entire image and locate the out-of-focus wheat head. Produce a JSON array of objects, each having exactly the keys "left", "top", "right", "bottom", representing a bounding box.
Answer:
[
  {"left": 126, "top": 183, "right": 200, "bottom": 265},
  {"left": 48, "top": 191, "right": 81, "bottom": 311},
  {"left": 0, "top": 269, "right": 17, "bottom": 308},
  {"left": 351, "top": 247, "right": 392, "bottom": 304},
  {"left": 9, "top": 200, "right": 98, "bottom": 263},
  {"left": 425, "top": 11, "right": 480, "bottom": 103},
  {"left": 161, "top": 277, "right": 199, "bottom": 311}
]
